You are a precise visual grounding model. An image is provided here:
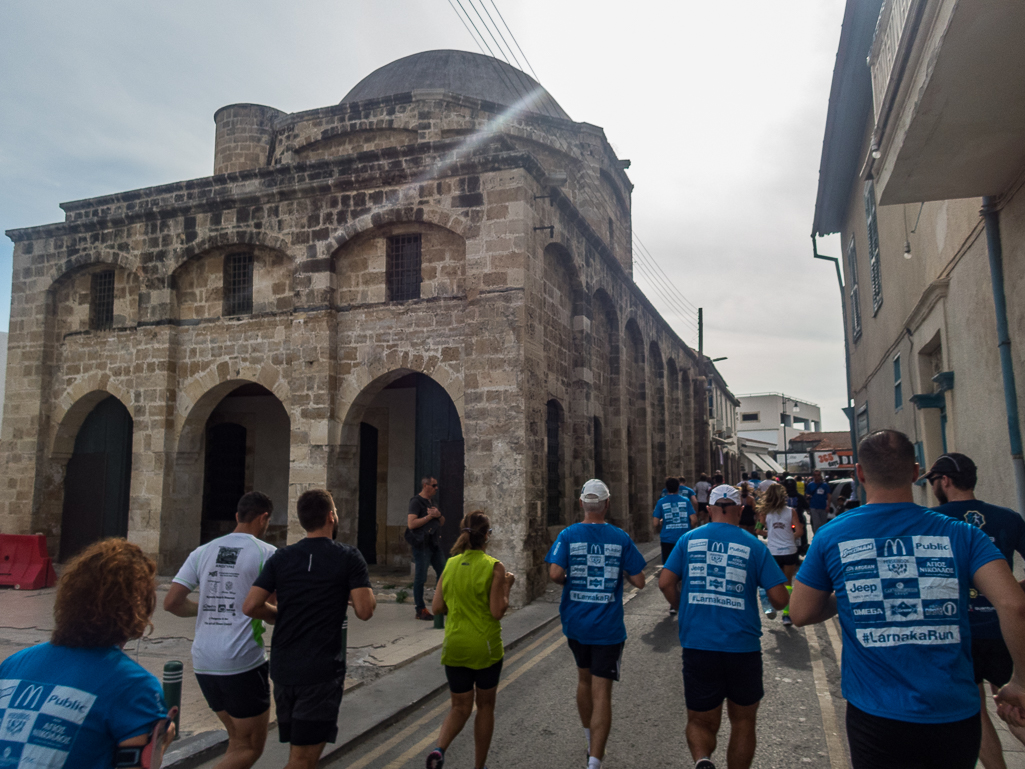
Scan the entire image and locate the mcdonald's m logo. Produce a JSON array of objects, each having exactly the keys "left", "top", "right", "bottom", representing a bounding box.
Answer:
[
  {"left": 710, "top": 542, "right": 726, "bottom": 553},
  {"left": 13, "top": 684, "right": 46, "bottom": 710},
  {"left": 884, "top": 539, "right": 907, "bottom": 557}
]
